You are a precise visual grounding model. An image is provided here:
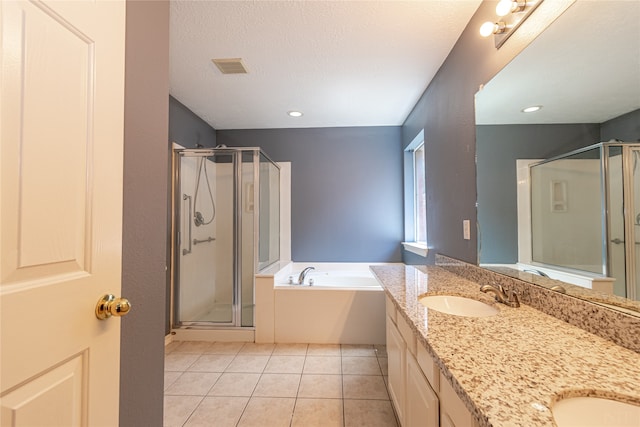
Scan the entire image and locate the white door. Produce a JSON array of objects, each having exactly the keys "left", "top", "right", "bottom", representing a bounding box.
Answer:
[{"left": 1, "top": 1, "right": 127, "bottom": 425}]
